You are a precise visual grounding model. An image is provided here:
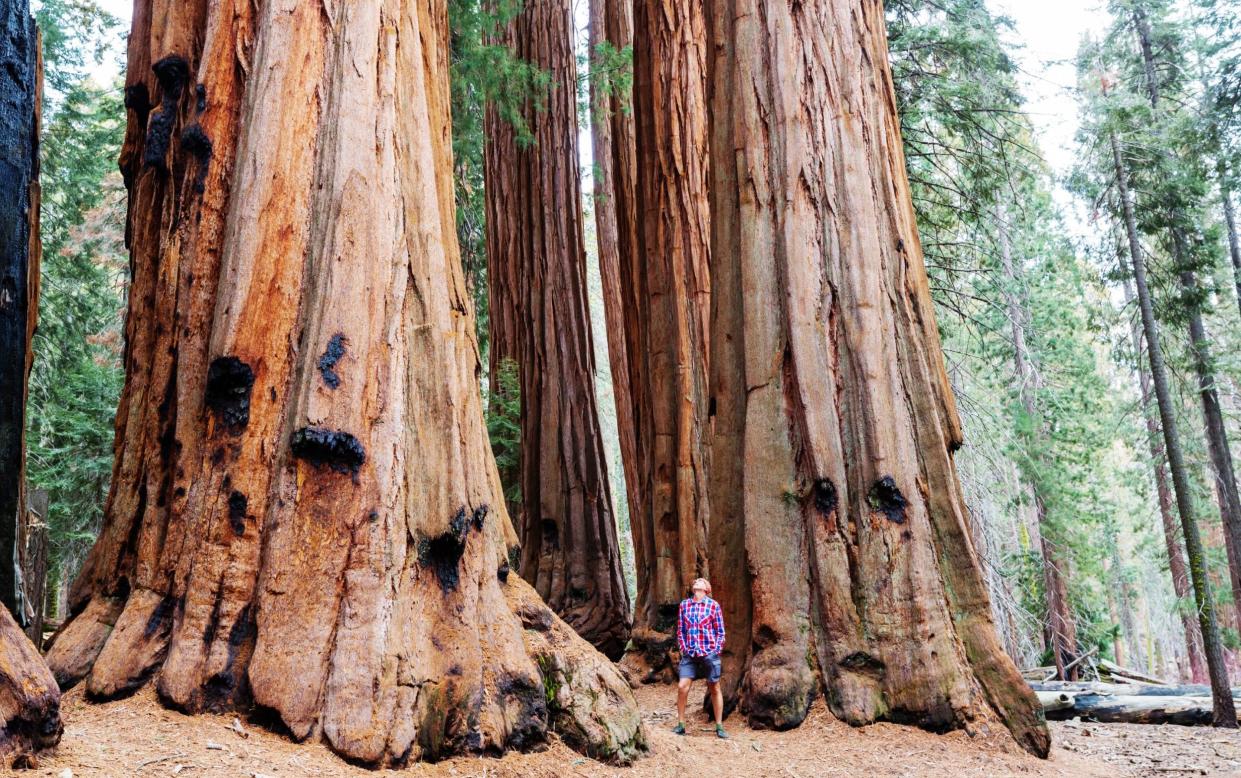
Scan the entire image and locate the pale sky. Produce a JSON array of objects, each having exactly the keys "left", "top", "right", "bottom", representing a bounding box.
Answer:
[{"left": 991, "top": 0, "right": 1111, "bottom": 178}]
